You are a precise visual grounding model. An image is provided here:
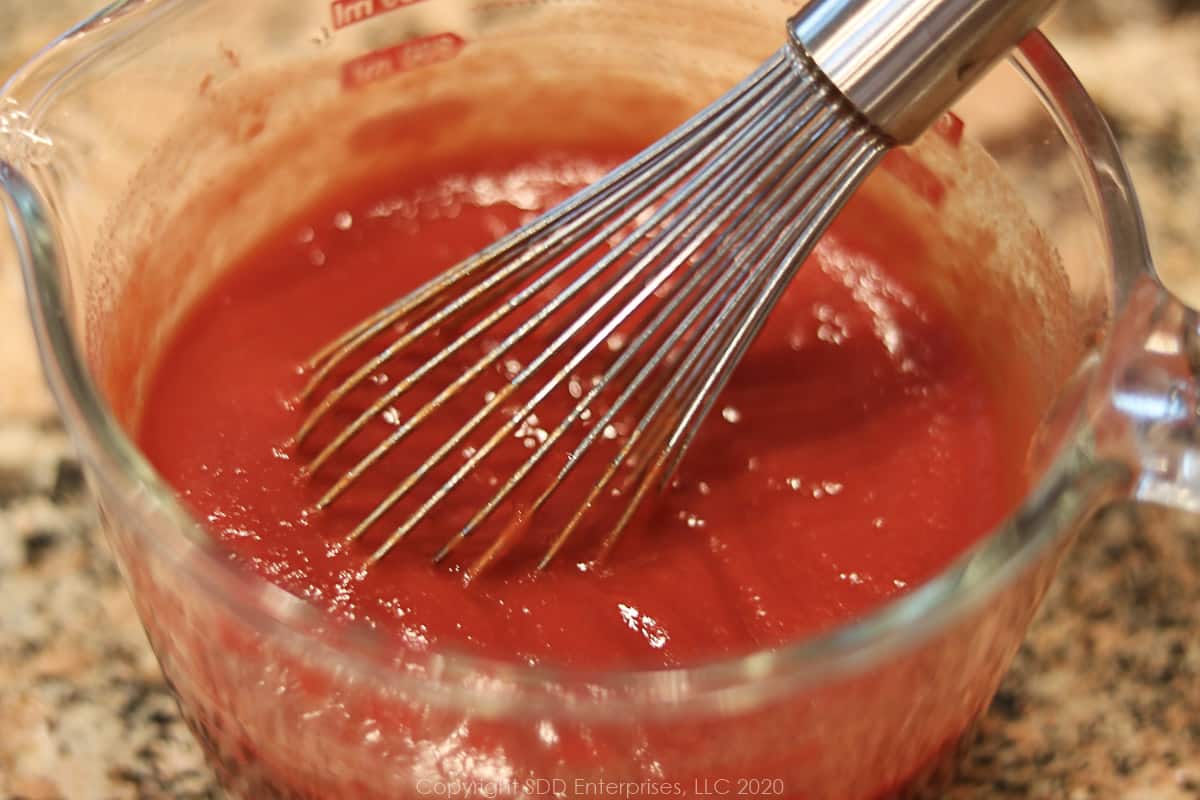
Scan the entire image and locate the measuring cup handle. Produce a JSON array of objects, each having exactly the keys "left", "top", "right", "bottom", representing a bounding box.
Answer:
[{"left": 1100, "top": 277, "right": 1200, "bottom": 512}]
